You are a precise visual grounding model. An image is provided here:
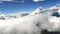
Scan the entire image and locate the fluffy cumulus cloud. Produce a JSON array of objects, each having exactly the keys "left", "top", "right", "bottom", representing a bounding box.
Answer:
[
  {"left": 0, "top": 6, "right": 60, "bottom": 34},
  {"left": 49, "top": 6, "right": 58, "bottom": 9},
  {"left": 33, "top": 0, "right": 44, "bottom": 2},
  {"left": 48, "top": 16, "right": 60, "bottom": 32},
  {"left": 57, "top": 4, "right": 60, "bottom": 15},
  {"left": 49, "top": 5, "right": 60, "bottom": 16}
]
